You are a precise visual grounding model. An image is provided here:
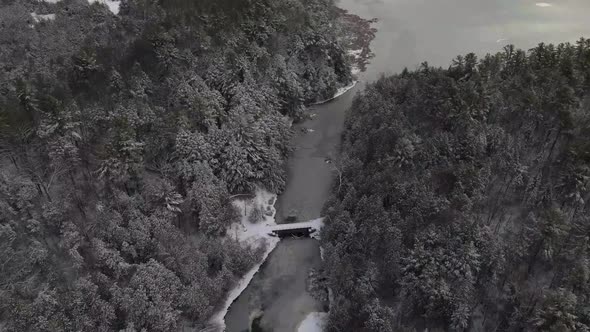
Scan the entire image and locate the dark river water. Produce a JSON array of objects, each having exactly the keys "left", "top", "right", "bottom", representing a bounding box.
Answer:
[
  {"left": 224, "top": 86, "right": 358, "bottom": 332},
  {"left": 224, "top": 1, "right": 590, "bottom": 331}
]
